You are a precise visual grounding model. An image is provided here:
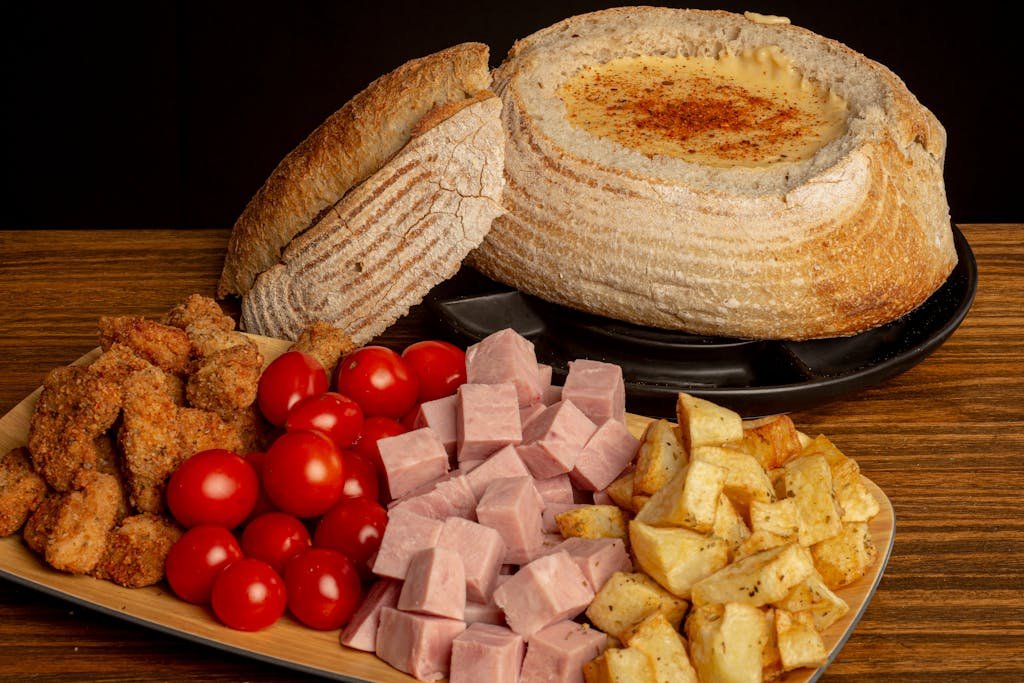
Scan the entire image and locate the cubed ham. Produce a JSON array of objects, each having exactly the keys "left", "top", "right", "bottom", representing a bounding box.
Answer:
[
  {"left": 476, "top": 476, "right": 545, "bottom": 564},
  {"left": 562, "top": 359, "right": 626, "bottom": 425},
  {"left": 434, "top": 476, "right": 477, "bottom": 520},
  {"left": 457, "top": 383, "right": 522, "bottom": 462},
  {"left": 464, "top": 600, "right": 506, "bottom": 626},
  {"left": 450, "top": 623, "right": 526, "bottom": 683},
  {"left": 438, "top": 517, "right": 506, "bottom": 603},
  {"left": 465, "top": 328, "right": 543, "bottom": 407},
  {"left": 592, "top": 489, "right": 614, "bottom": 505},
  {"left": 391, "top": 489, "right": 455, "bottom": 520},
  {"left": 519, "top": 620, "right": 607, "bottom": 683},
  {"left": 464, "top": 445, "right": 531, "bottom": 498},
  {"left": 544, "top": 384, "right": 563, "bottom": 406},
  {"left": 376, "top": 607, "right": 466, "bottom": 681},
  {"left": 551, "top": 537, "right": 633, "bottom": 593},
  {"left": 339, "top": 579, "right": 401, "bottom": 652},
  {"left": 372, "top": 508, "right": 444, "bottom": 580},
  {"left": 533, "top": 474, "right": 574, "bottom": 504},
  {"left": 542, "top": 502, "right": 585, "bottom": 534},
  {"left": 525, "top": 533, "right": 569, "bottom": 564},
  {"left": 519, "top": 403, "right": 546, "bottom": 430},
  {"left": 413, "top": 395, "right": 459, "bottom": 455},
  {"left": 378, "top": 428, "right": 450, "bottom": 499},
  {"left": 569, "top": 419, "right": 641, "bottom": 491},
  {"left": 537, "top": 363, "right": 553, "bottom": 394},
  {"left": 492, "top": 551, "right": 595, "bottom": 638},
  {"left": 517, "top": 401, "right": 597, "bottom": 479},
  {"left": 398, "top": 547, "right": 466, "bottom": 620}
]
